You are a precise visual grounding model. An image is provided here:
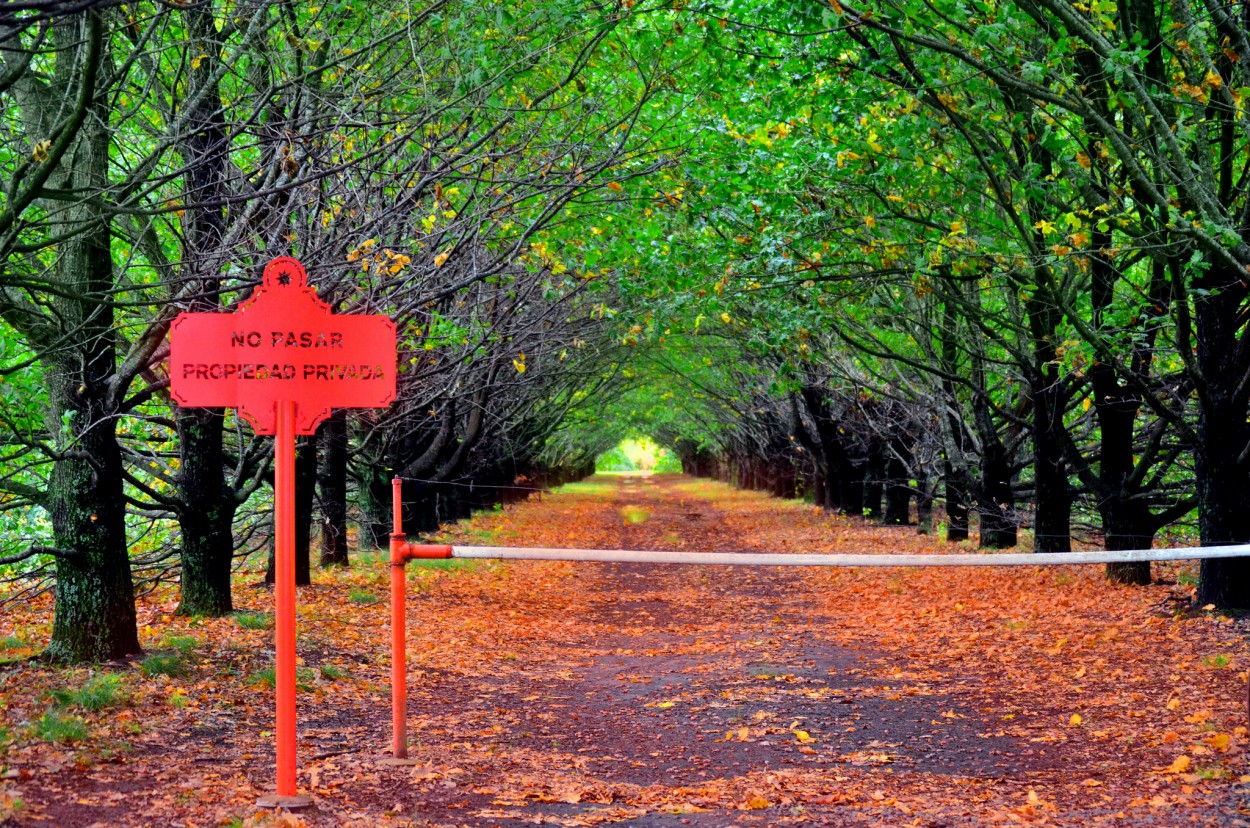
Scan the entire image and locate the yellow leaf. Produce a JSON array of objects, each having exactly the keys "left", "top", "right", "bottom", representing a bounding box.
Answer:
[
  {"left": 864, "top": 215, "right": 876, "bottom": 228},
  {"left": 1166, "top": 697, "right": 1180, "bottom": 711},
  {"left": 1069, "top": 713, "right": 1083, "bottom": 726},
  {"left": 793, "top": 730, "right": 816, "bottom": 744},
  {"left": 1027, "top": 789, "right": 1042, "bottom": 806},
  {"left": 512, "top": 359, "right": 526, "bottom": 374},
  {"left": 1154, "top": 755, "right": 1190, "bottom": 775},
  {"left": 1075, "top": 151, "right": 1092, "bottom": 170},
  {"left": 1082, "top": 398, "right": 1092, "bottom": 413},
  {"left": 31, "top": 139, "right": 51, "bottom": 162},
  {"left": 744, "top": 795, "right": 770, "bottom": 810},
  {"left": 720, "top": 313, "right": 731, "bottom": 324},
  {"left": 434, "top": 251, "right": 449, "bottom": 267},
  {"left": 1205, "top": 69, "right": 1223, "bottom": 89},
  {"left": 607, "top": 181, "right": 623, "bottom": 191},
  {"left": 1073, "top": 664, "right": 1087, "bottom": 679},
  {"left": 1205, "top": 732, "right": 1230, "bottom": 751},
  {"left": 191, "top": 53, "right": 208, "bottom": 69},
  {"left": 656, "top": 701, "right": 675, "bottom": 709}
]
